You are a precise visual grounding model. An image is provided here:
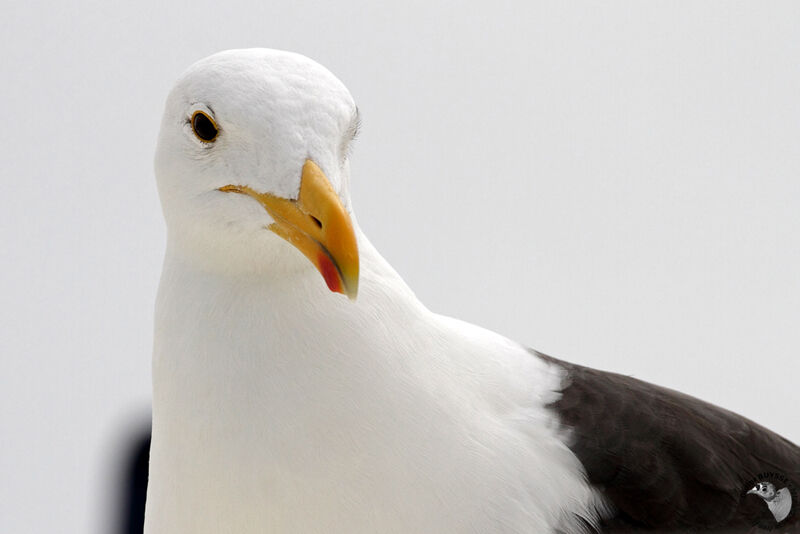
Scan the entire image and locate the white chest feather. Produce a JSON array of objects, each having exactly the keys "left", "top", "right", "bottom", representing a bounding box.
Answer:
[{"left": 145, "top": 243, "right": 605, "bottom": 534}]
